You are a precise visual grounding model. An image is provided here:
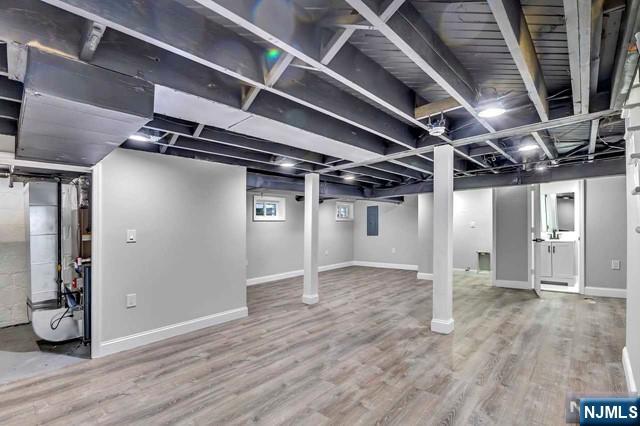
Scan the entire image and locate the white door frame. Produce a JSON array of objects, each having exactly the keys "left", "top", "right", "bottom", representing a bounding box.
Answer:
[
  {"left": 578, "top": 179, "right": 586, "bottom": 295},
  {"left": 529, "top": 184, "right": 542, "bottom": 296}
]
